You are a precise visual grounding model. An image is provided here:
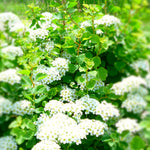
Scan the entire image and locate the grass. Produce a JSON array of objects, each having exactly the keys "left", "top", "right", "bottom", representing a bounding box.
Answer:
[{"left": 0, "top": 1, "right": 28, "bottom": 19}]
